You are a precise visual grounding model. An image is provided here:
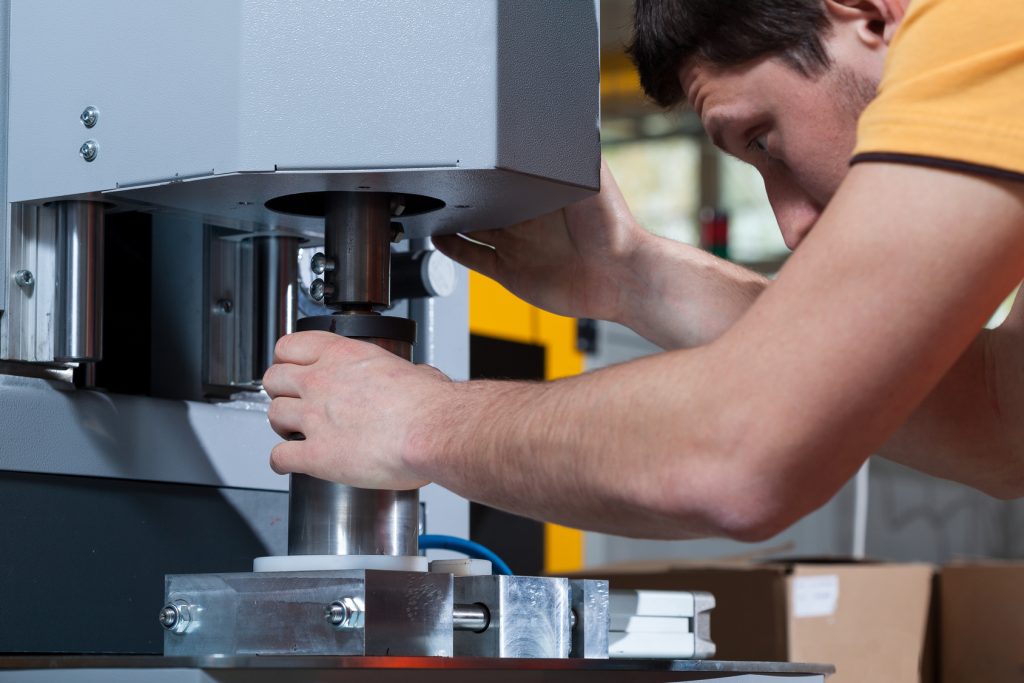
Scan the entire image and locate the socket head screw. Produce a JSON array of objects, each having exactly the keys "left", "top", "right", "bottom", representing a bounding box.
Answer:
[
  {"left": 80, "top": 106, "right": 99, "bottom": 128},
  {"left": 310, "top": 279, "right": 326, "bottom": 301},
  {"left": 80, "top": 140, "right": 99, "bottom": 162},
  {"left": 13, "top": 270, "right": 34, "bottom": 288},
  {"left": 310, "top": 252, "right": 335, "bottom": 275}
]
